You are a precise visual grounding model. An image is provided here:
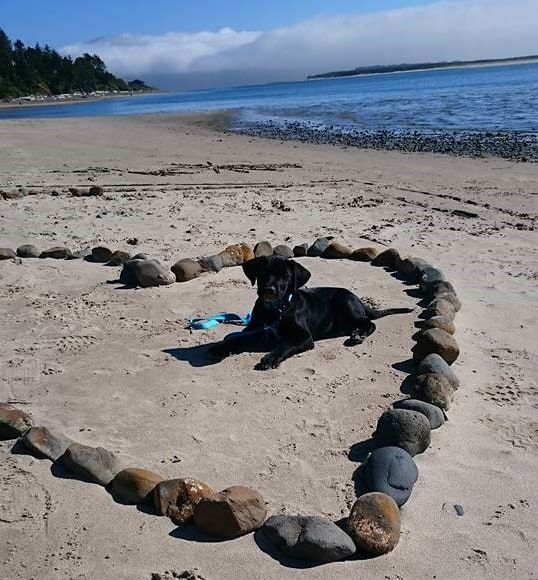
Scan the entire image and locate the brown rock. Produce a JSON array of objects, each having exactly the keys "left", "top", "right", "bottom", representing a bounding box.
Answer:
[
  {"left": 63, "top": 443, "right": 123, "bottom": 486},
  {"left": 254, "top": 241, "right": 273, "bottom": 257},
  {"left": 16, "top": 244, "right": 41, "bottom": 258},
  {"left": 154, "top": 478, "right": 215, "bottom": 524},
  {"left": 436, "top": 292, "right": 462, "bottom": 312},
  {"left": 347, "top": 492, "right": 401, "bottom": 556},
  {"left": 422, "top": 316, "right": 456, "bottom": 335},
  {"left": 426, "top": 280, "right": 457, "bottom": 300},
  {"left": 371, "top": 248, "right": 401, "bottom": 268},
  {"left": 91, "top": 246, "right": 113, "bottom": 263},
  {"left": 293, "top": 243, "right": 309, "bottom": 257},
  {"left": 422, "top": 298, "right": 456, "bottom": 321},
  {"left": 0, "top": 402, "right": 32, "bottom": 440},
  {"left": 322, "top": 242, "right": 352, "bottom": 259},
  {"left": 412, "top": 328, "right": 460, "bottom": 365},
  {"left": 22, "top": 426, "right": 73, "bottom": 461},
  {"left": 172, "top": 258, "right": 202, "bottom": 282},
  {"left": 109, "top": 468, "right": 164, "bottom": 504},
  {"left": 240, "top": 244, "right": 255, "bottom": 262},
  {"left": 219, "top": 245, "right": 244, "bottom": 267},
  {"left": 414, "top": 373, "right": 455, "bottom": 411},
  {"left": 273, "top": 244, "right": 294, "bottom": 258},
  {"left": 1, "top": 189, "right": 24, "bottom": 200},
  {"left": 349, "top": 247, "right": 379, "bottom": 262},
  {"left": 194, "top": 485, "right": 267, "bottom": 538},
  {"left": 106, "top": 250, "right": 131, "bottom": 266},
  {"left": 0, "top": 248, "right": 16, "bottom": 260},
  {"left": 40, "top": 246, "right": 73, "bottom": 259}
]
